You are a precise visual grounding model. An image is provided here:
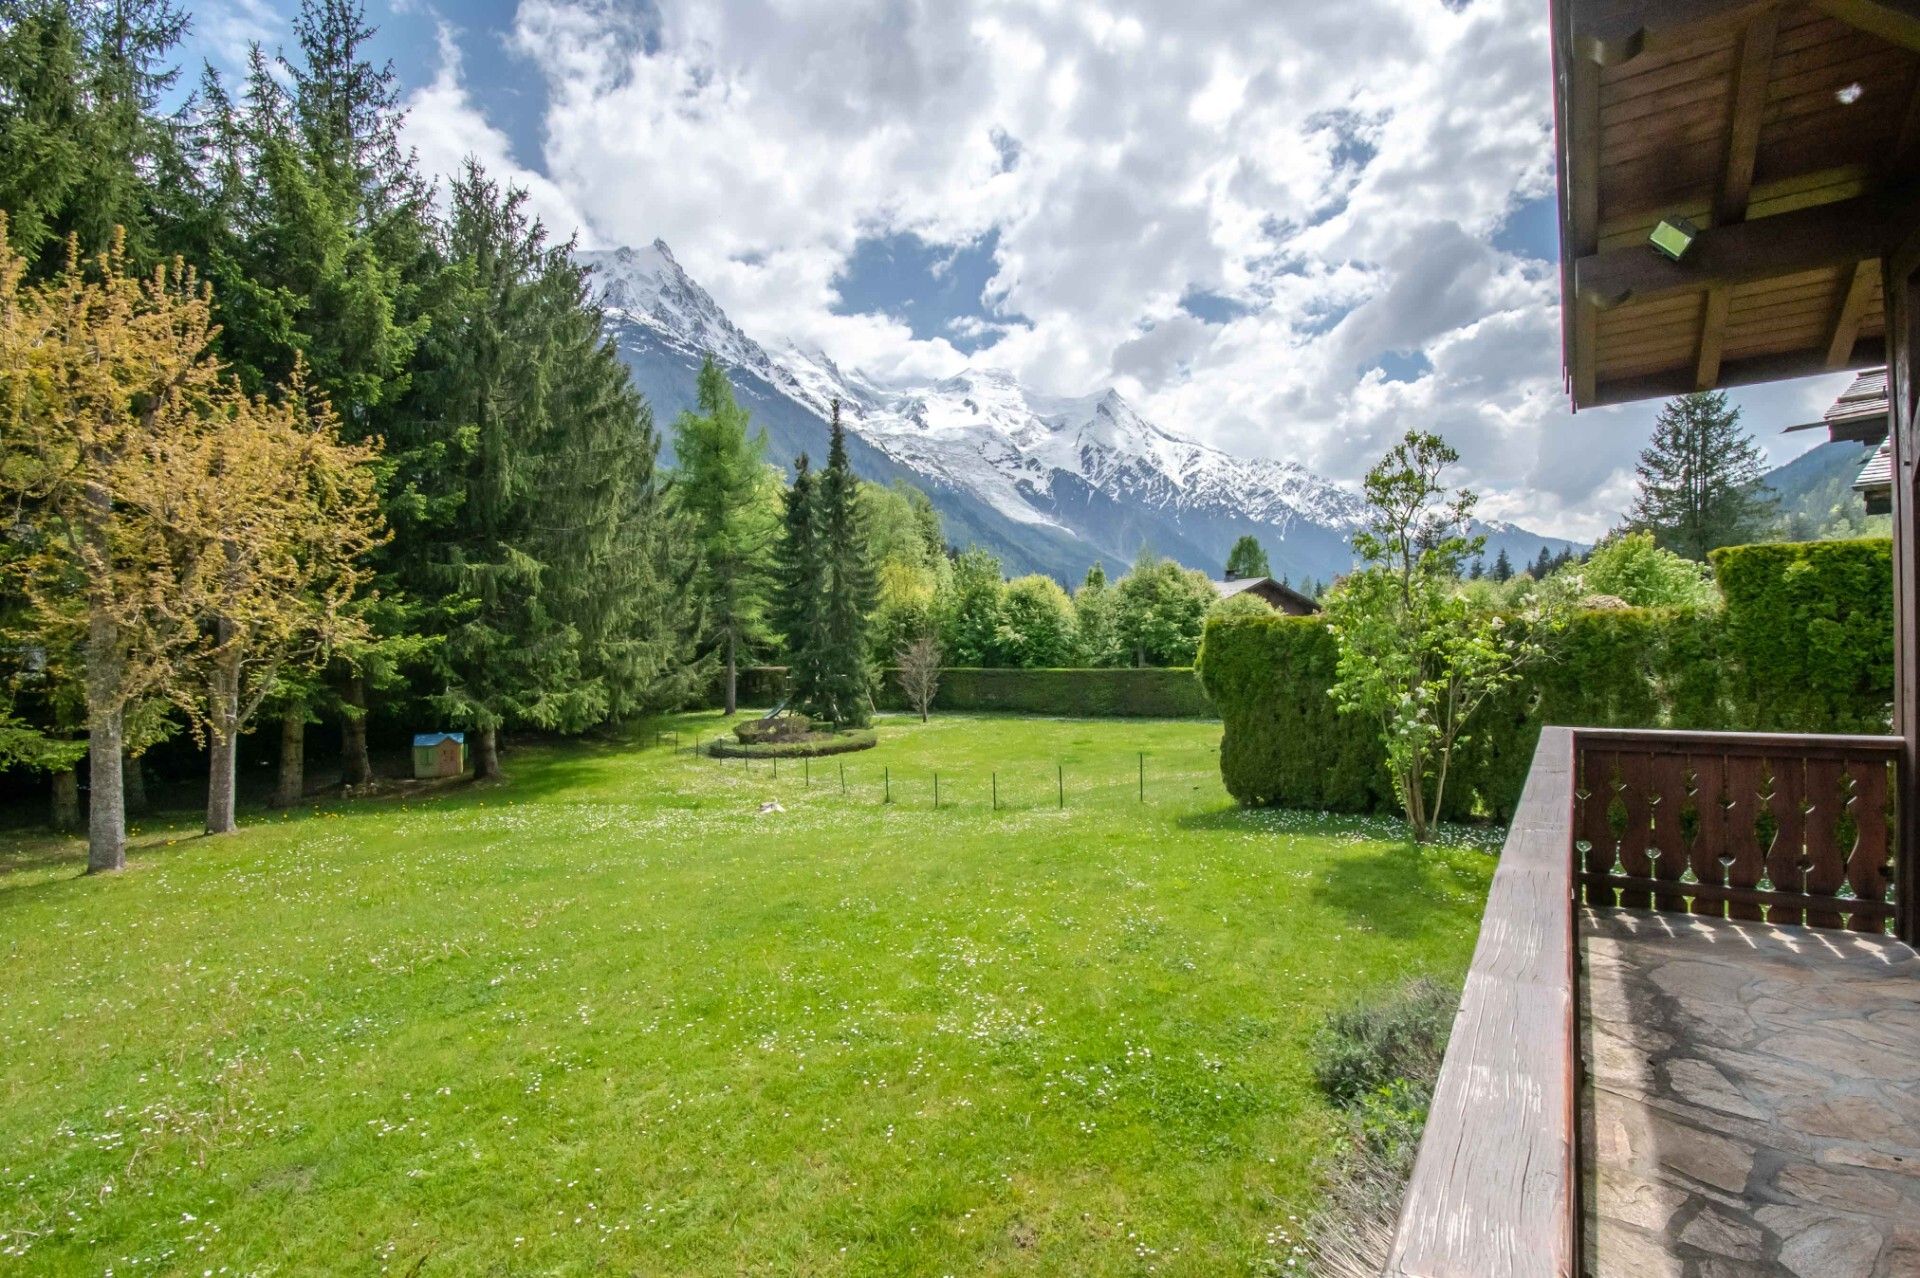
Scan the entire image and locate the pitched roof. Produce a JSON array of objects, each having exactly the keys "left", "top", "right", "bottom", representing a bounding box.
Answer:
[{"left": 1856, "top": 439, "right": 1893, "bottom": 494}]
